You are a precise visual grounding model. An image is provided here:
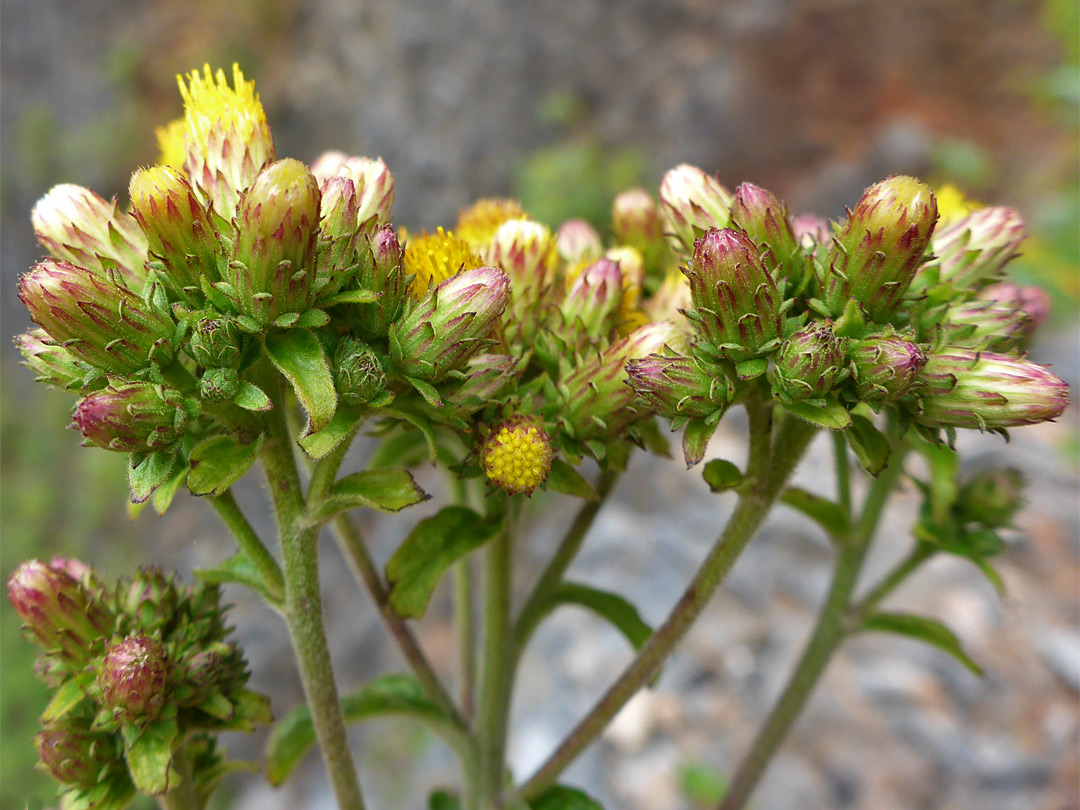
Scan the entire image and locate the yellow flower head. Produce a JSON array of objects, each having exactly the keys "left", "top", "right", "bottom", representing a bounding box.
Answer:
[
  {"left": 455, "top": 198, "right": 527, "bottom": 248},
  {"left": 154, "top": 118, "right": 188, "bottom": 170},
  {"left": 481, "top": 417, "right": 552, "bottom": 495},
  {"left": 935, "top": 183, "right": 983, "bottom": 226},
  {"left": 404, "top": 227, "right": 483, "bottom": 298},
  {"left": 175, "top": 64, "right": 275, "bottom": 218}
]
